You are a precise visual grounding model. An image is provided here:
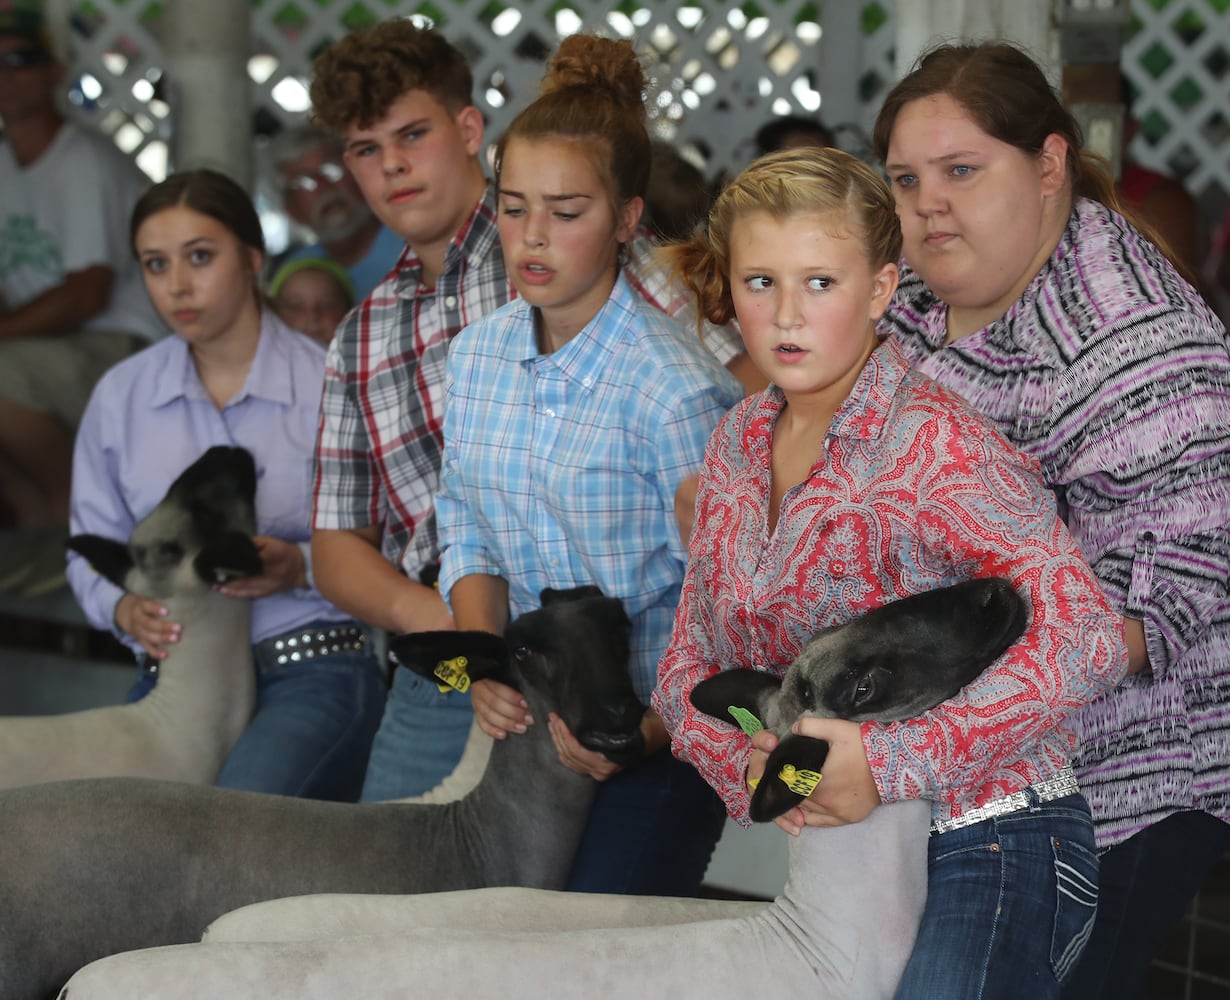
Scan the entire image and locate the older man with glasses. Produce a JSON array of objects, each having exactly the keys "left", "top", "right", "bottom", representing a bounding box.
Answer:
[{"left": 267, "top": 125, "right": 404, "bottom": 301}]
